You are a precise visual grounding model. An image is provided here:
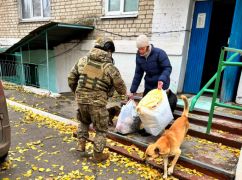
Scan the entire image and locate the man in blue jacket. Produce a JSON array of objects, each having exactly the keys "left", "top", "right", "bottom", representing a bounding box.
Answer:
[
  {"left": 130, "top": 34, "right": 172, "bottom": 97},
  {"left": 130, "top": 35, "right": 177, "bottom": 136}
]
